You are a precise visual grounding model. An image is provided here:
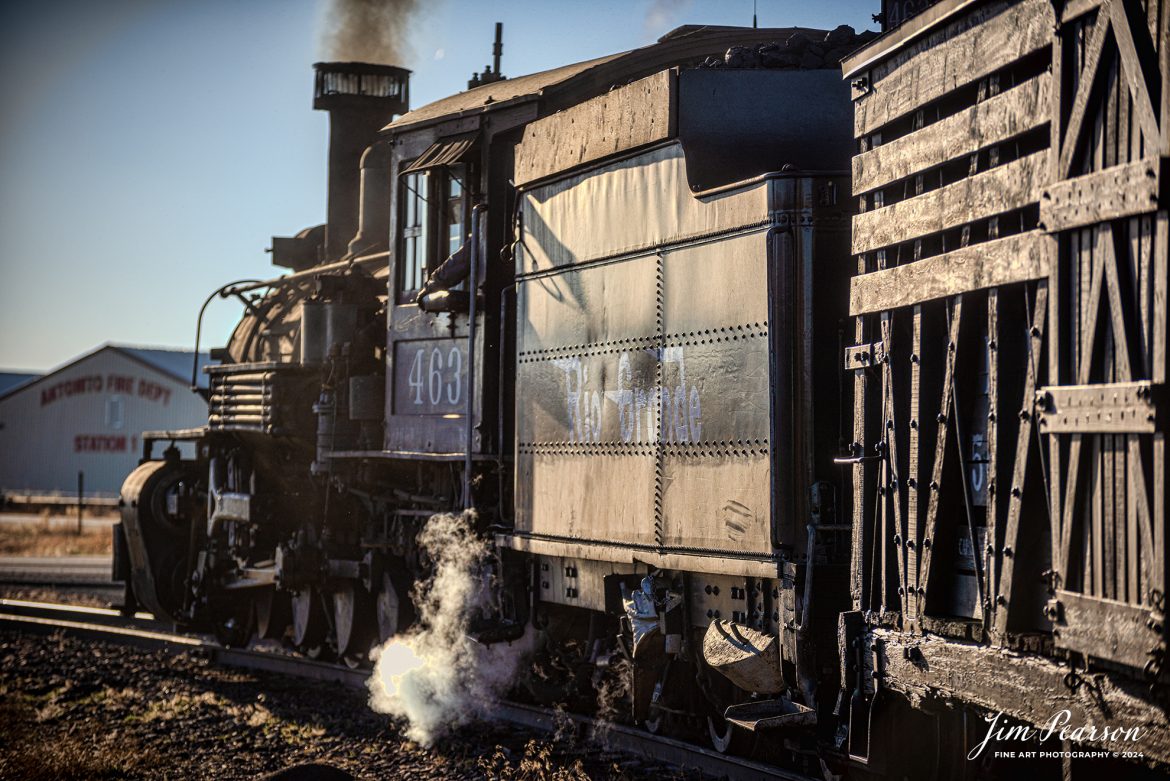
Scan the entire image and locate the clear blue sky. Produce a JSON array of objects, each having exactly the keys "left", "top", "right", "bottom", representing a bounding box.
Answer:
[{"left": 0, "top": 0, "right": 876, "bottom": 373}]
